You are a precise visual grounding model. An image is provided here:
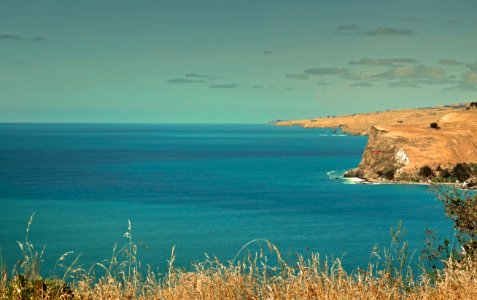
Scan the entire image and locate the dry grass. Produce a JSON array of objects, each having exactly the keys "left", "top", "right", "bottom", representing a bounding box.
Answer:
[
  {"left": 67, "top": 249, "right": 477, "bottom": 300},
  {"left": 1, "top": 218, "right": 477, "bottom": 299}
]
